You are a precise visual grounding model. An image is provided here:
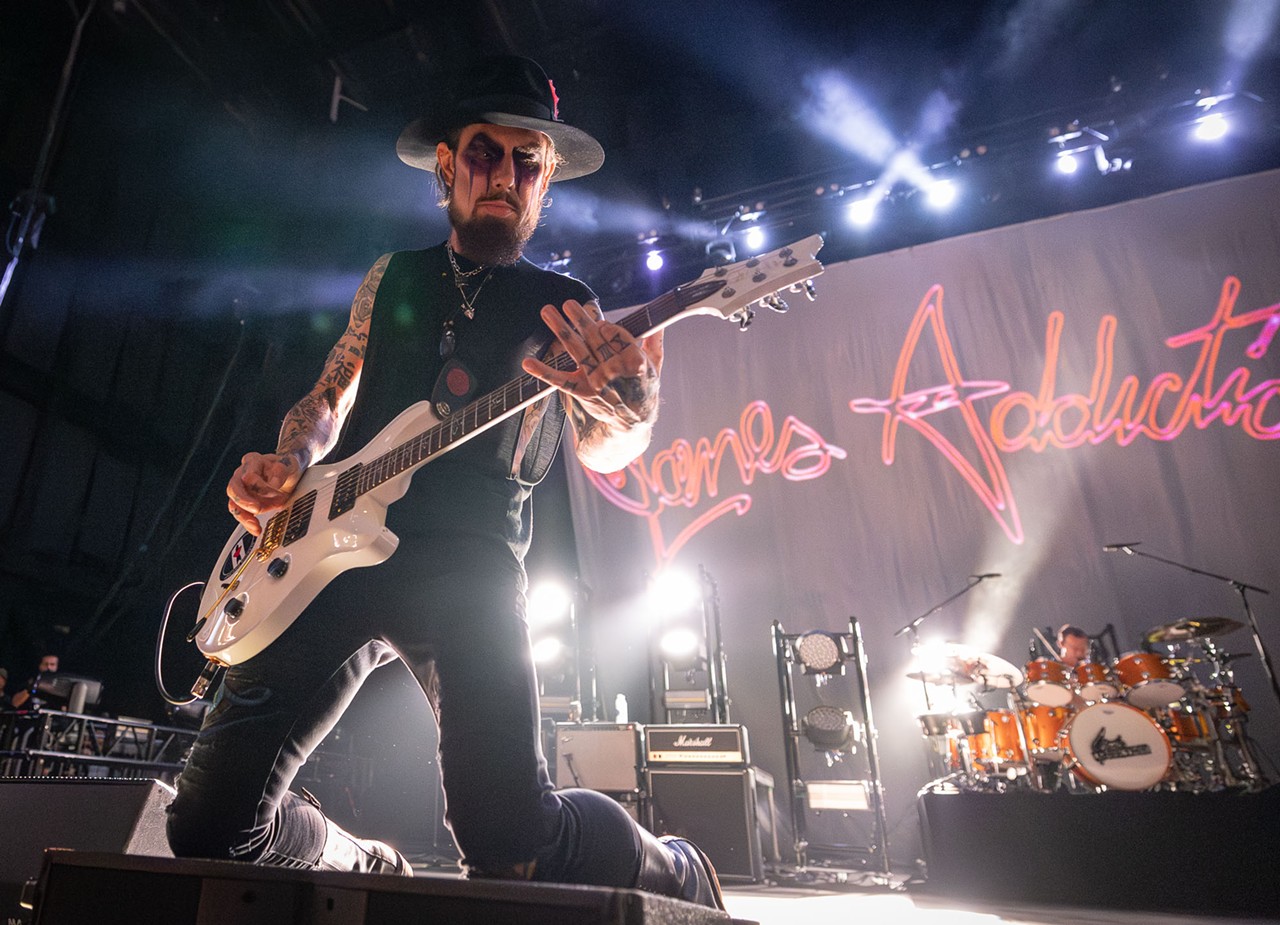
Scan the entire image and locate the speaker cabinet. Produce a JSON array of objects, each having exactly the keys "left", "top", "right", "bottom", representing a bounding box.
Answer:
[
  {"left": 645, "top": 767, "right": 764, "bottom": 882},
  {"left": 0, "top": 778, "right": 174, "bottom": 923}
]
